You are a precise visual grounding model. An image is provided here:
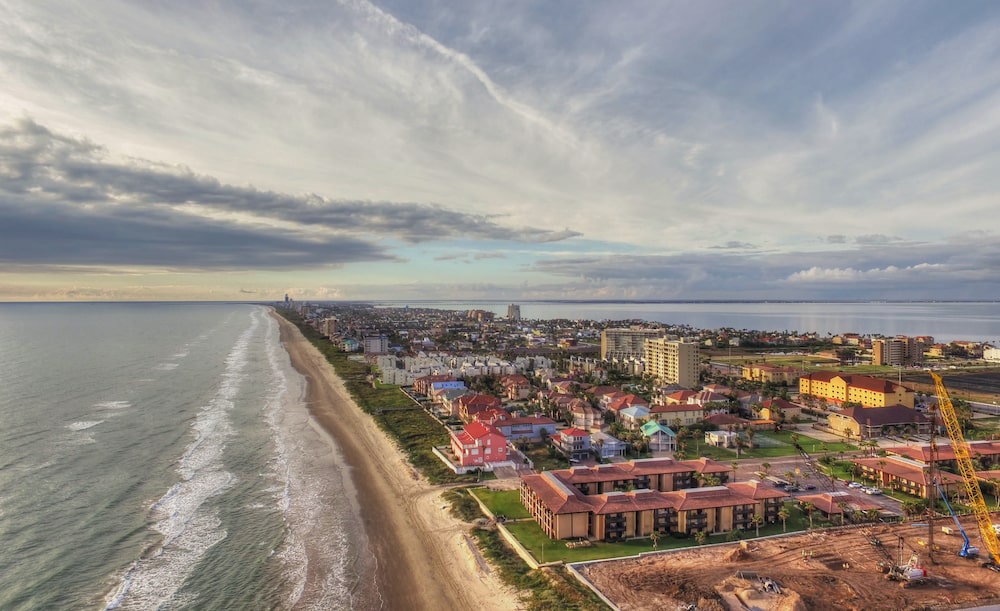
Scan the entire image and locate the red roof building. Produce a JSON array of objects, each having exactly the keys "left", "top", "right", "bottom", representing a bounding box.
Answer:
[{"left": 449, "top": 421, "right": 509, "bottom": 468}]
